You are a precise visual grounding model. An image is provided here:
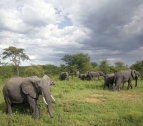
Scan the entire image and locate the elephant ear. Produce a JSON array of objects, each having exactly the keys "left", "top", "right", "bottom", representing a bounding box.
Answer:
[
  {"left": 131, "top": 70, "right": 136, "bottom": 79},
  {"left": 21, "top": 79, "right": 39, "bottom": 98}
]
